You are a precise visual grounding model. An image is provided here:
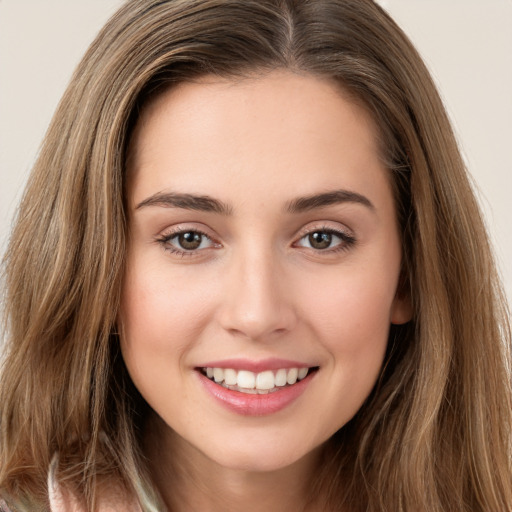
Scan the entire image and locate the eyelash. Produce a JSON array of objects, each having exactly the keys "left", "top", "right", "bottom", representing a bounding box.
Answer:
[
  {"left": 294, "top": 226, "right": 356, "bottom": 254},
  {"left": 155, "top": 226, "right": 356, "bottom": 257},
  {"left": 155, "top": 227, "right": 218, "bottom": 257}
]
